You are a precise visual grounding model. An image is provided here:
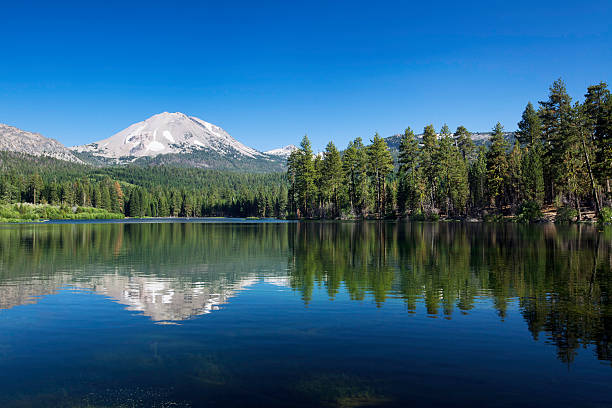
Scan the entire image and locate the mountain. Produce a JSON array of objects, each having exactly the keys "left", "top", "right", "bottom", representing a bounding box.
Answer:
[
  {"left": 72, "top": 112, "right": 260, "bottom": 159},
  {"left": 71, "top": 112, "right": 287, "bottom": 171},
  {"left": 0, "top": 123, "right": 82, "bottom": 163},
  {"left": 264, "top": 145, "right": 298, "bottom": 158}
]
